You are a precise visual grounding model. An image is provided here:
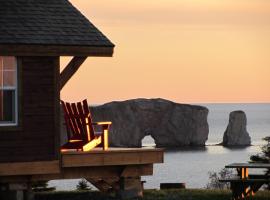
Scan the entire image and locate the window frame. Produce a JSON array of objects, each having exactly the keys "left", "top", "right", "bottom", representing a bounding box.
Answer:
[{"left": 0, "top": 56, "right": 18, "bottom": 127}]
